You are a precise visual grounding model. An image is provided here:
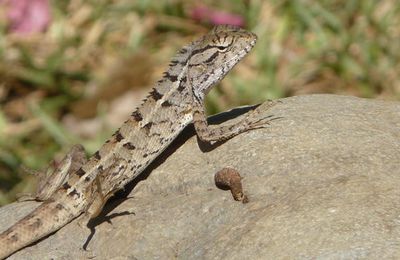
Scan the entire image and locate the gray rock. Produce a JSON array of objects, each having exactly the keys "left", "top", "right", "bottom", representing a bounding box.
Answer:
[{"left": 1, "top": 94, "right": 400, "bottom": 259}]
